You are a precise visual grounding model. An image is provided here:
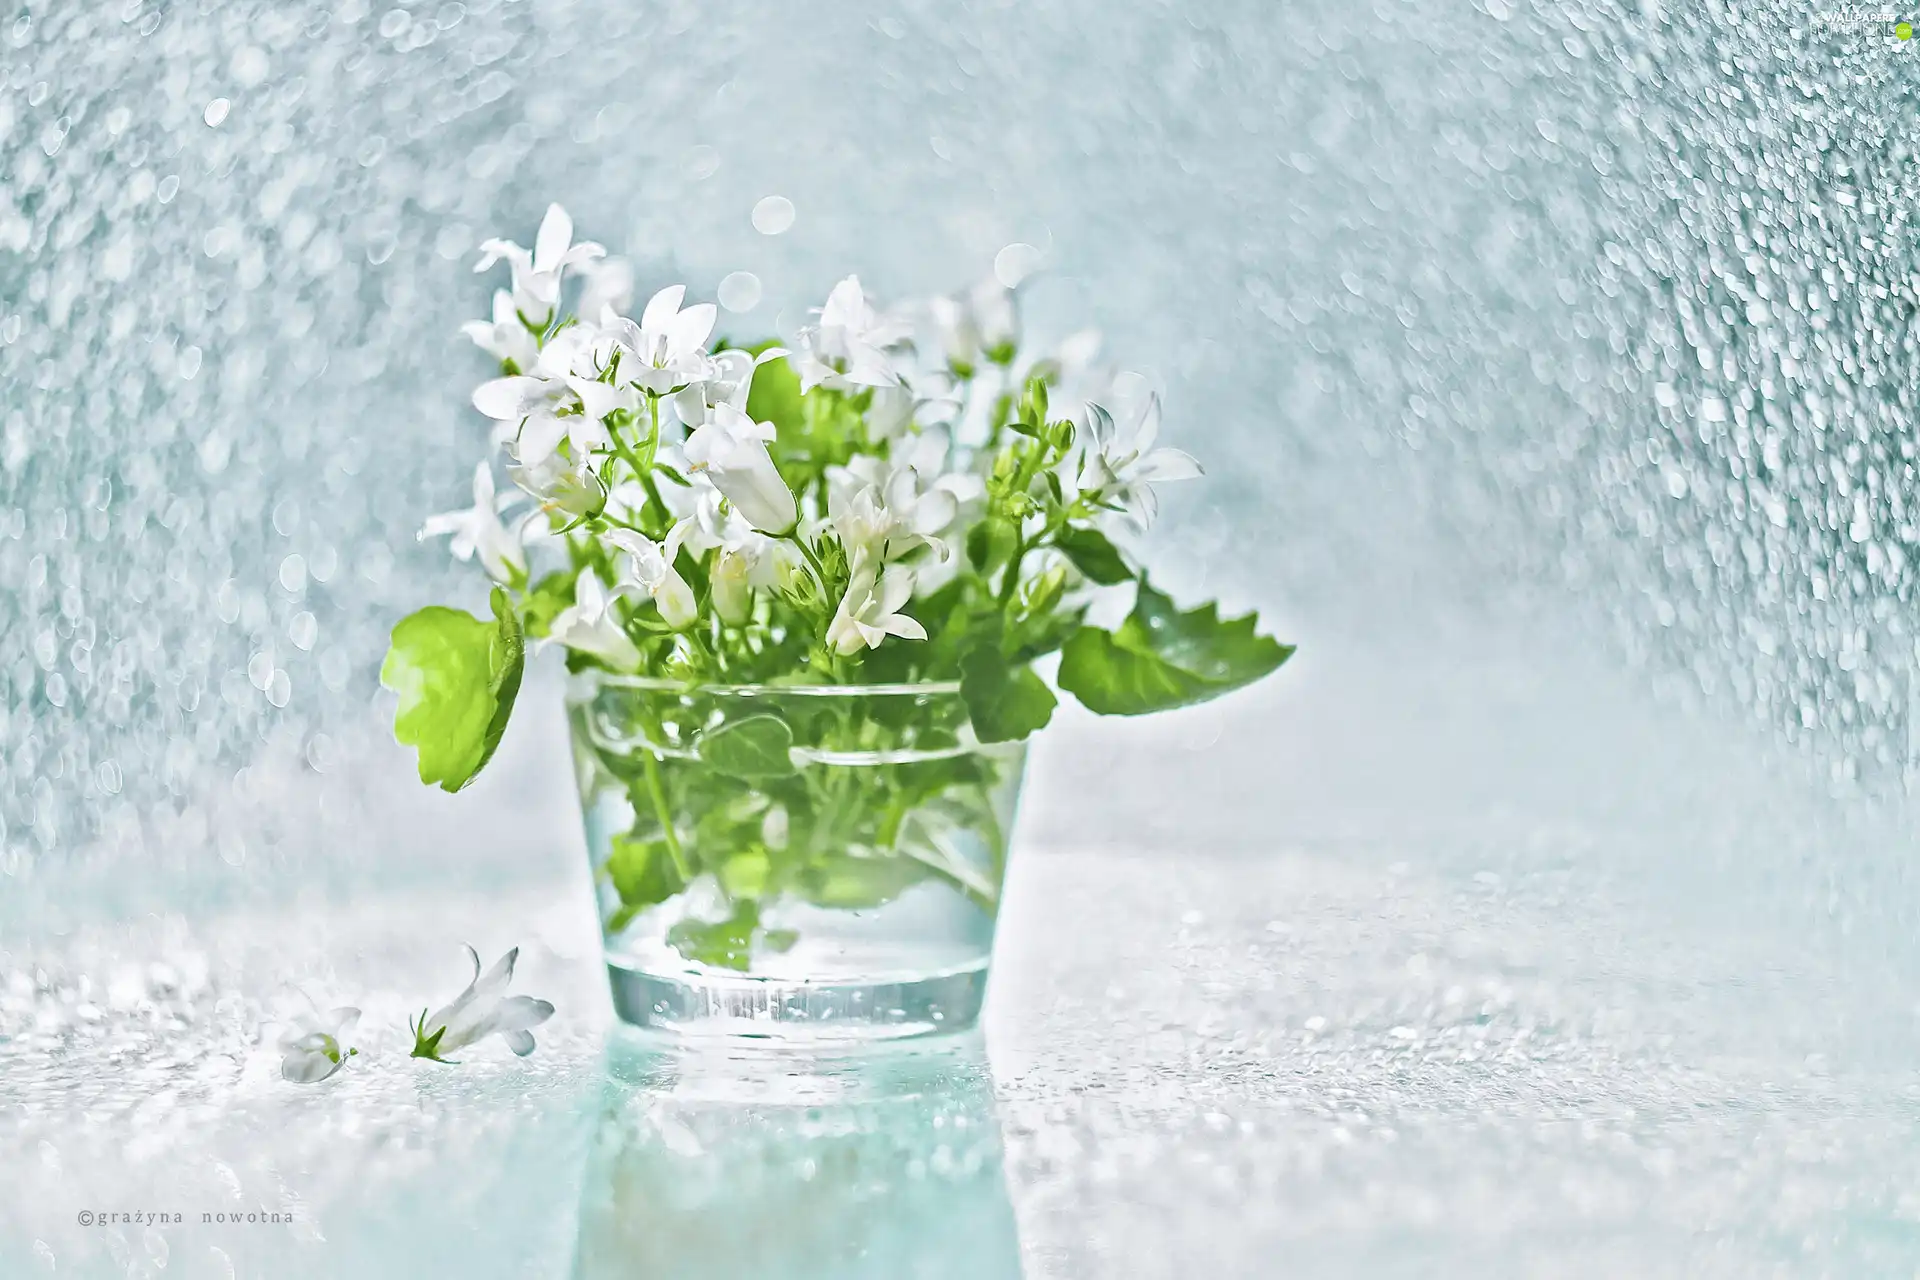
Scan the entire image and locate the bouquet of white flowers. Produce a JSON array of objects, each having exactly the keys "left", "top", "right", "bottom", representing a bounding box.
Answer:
[{"left": 382, "top": 205, "right": 1291, "bottom": 1037}]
